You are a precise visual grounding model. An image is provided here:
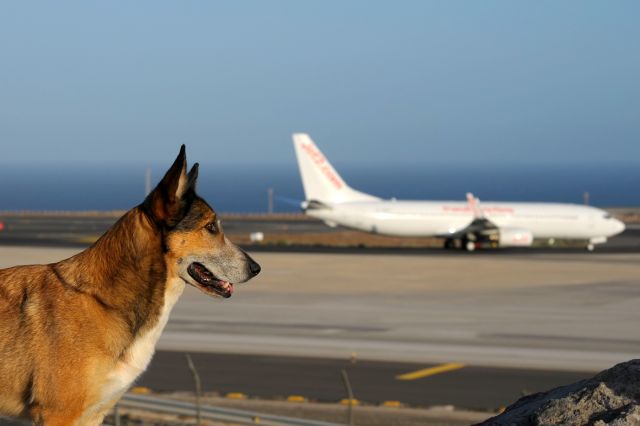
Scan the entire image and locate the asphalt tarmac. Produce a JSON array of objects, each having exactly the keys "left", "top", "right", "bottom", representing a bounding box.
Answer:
[{"left": 141, "top": 351, "right": 590, "bottom": 411}]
